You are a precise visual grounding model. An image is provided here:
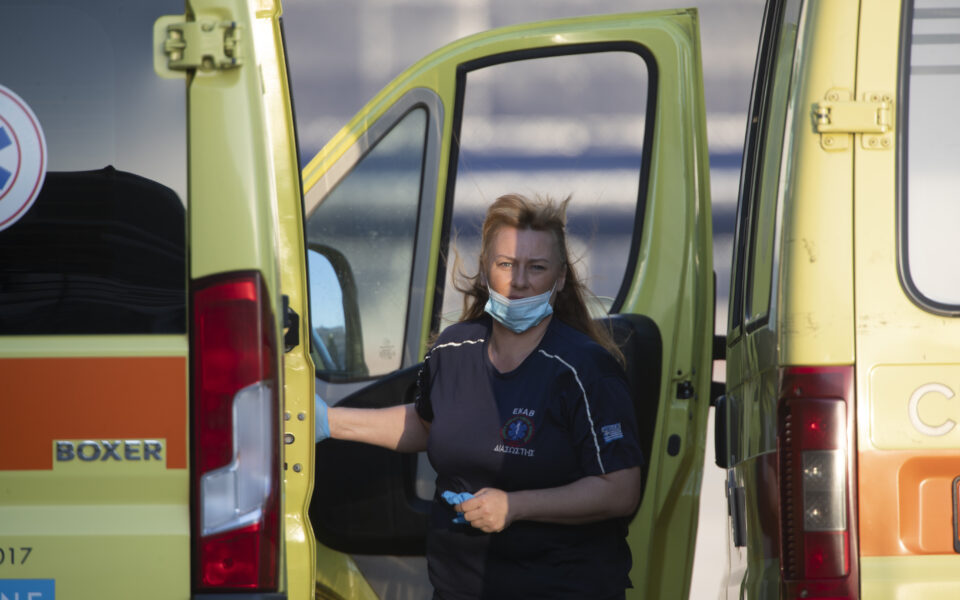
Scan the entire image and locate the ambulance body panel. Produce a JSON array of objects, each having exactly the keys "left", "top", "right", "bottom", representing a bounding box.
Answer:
[{"left": 718, "top": 0, "right": 960, "bottom": 598}]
